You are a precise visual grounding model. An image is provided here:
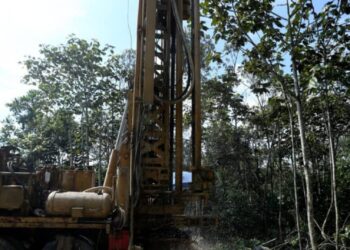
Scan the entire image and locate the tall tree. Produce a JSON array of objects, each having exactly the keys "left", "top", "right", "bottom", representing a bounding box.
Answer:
[
  {"left": 1, "top": 36, "right": 135, "bottom": 169},
  {"left": 202, "top": 0, "right": 350, "bottom": 248}
]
